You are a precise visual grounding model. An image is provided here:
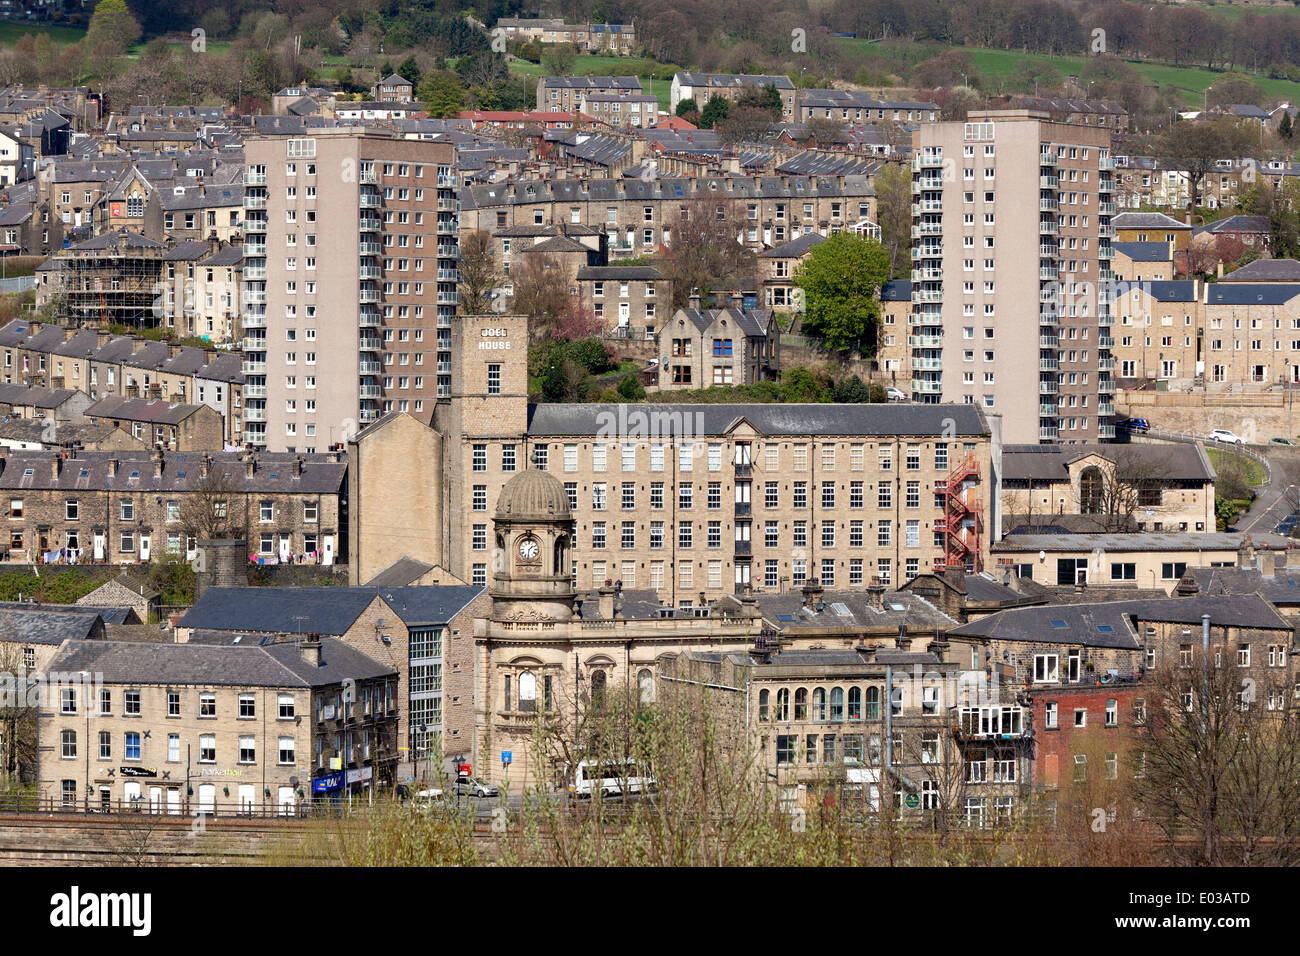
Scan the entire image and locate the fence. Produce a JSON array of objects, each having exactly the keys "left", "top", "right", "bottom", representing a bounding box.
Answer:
[
  {"left": 0, "top": 276, "right": 36, "bottom": 295},
  {"left": 0, "top": 791, "right": 377, "bottom": 819}
]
